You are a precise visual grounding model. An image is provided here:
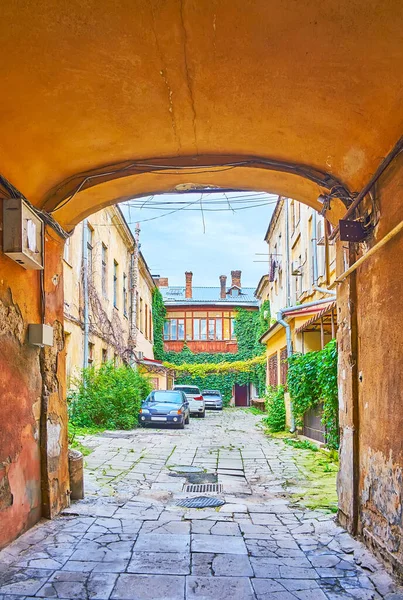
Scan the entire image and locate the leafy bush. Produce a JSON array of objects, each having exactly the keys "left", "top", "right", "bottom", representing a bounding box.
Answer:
[
  {"left": 287, "top": 340, "right": 339, "bottom": 449},
  {"left": 264, "top": 385, "right": 286, "bottom": 432},
  {"left": 68, "top": 362, "right": 151, "bottom": 429}
]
